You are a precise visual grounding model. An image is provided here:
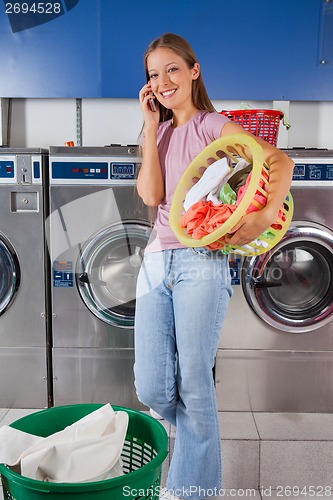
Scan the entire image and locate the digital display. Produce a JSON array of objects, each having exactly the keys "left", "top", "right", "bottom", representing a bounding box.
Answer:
[
  {"left": 110, "top": 163, "right": 136, "bottom": 179},
  {"left": 293, "top": 163, "right": 333, "bottom": 181},
  {"left": 0, "top": 161, "right": 14, "bottom": 178}
]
